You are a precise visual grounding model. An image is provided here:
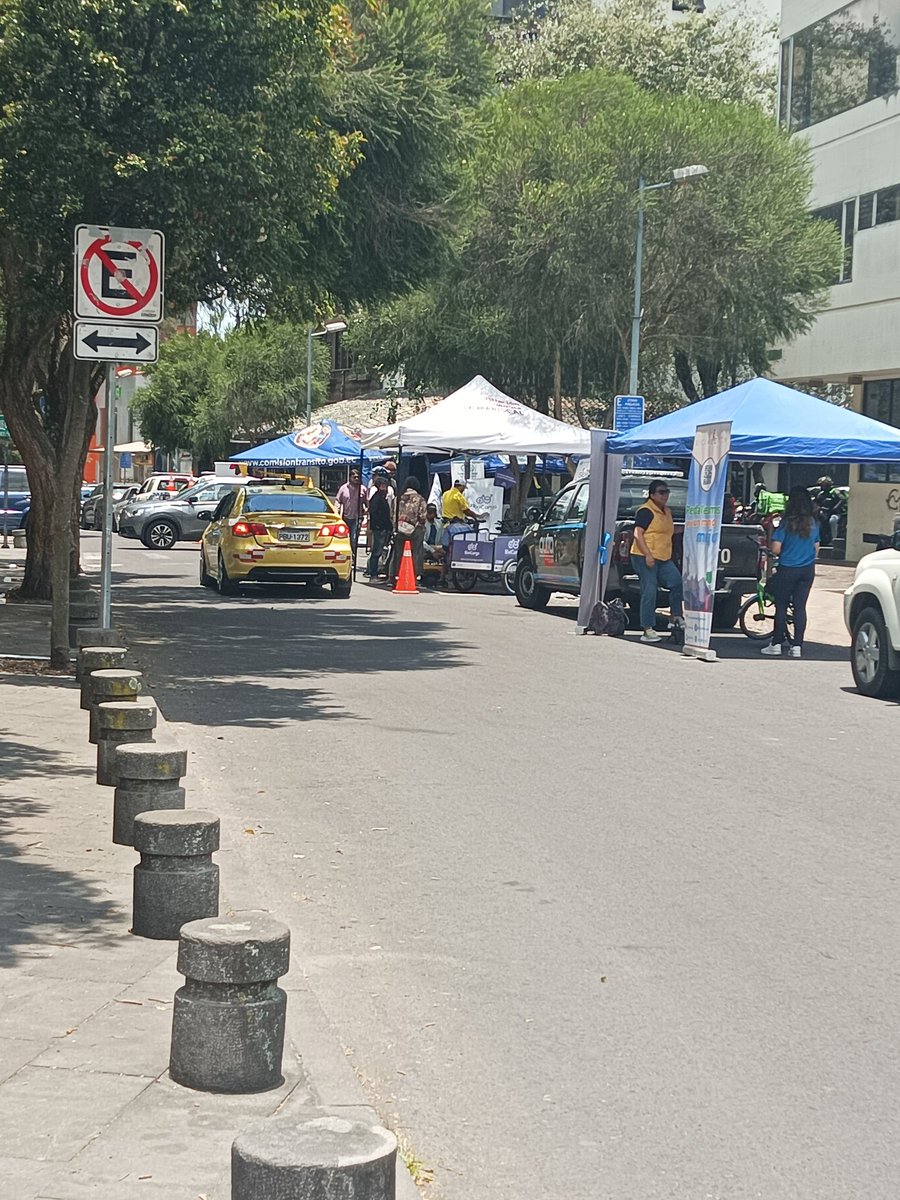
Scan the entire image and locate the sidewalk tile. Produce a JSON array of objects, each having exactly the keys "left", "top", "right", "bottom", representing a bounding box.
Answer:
[
  {"left": 0, "top": 1035, "right": 43, "bottom": 1082},
  {"left": 0, "top": 1065, "right": 152, "bottom": 1160},
  {"left": 0, "top": 1155, "right": 64, "bottom": 1200},
  {"left": 0, "top": 978, "right": 121, "bottom": 1042}
]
